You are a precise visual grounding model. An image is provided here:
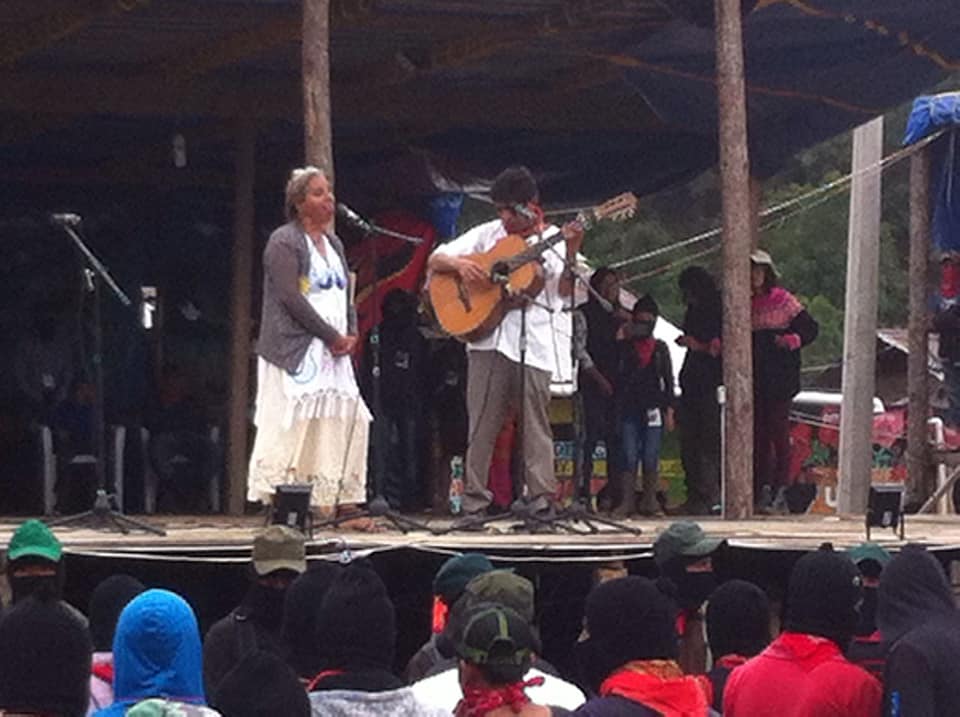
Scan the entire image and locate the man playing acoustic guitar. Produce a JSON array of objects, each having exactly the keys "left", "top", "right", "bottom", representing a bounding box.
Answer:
[{"left": 427, "top": 166, "right": 584, "bottom": 525}]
